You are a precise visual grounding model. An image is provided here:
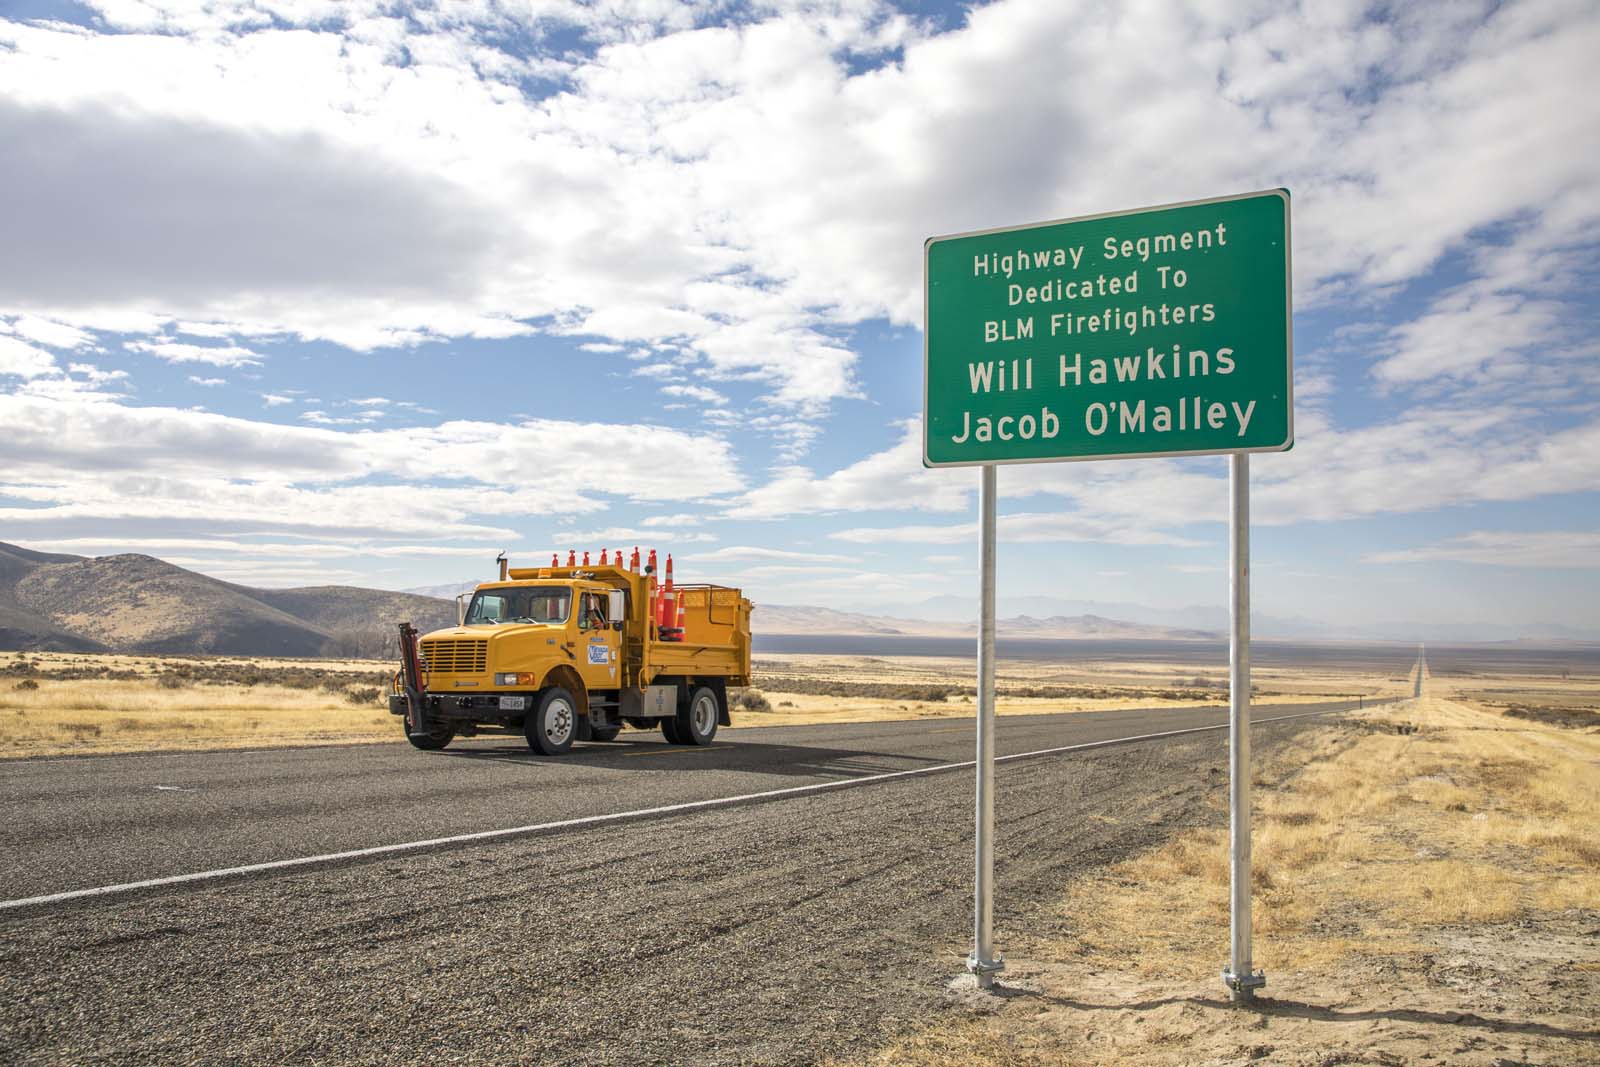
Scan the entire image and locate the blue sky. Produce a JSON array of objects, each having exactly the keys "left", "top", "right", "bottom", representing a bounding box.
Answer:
[{"left": 0, "top": 0, "right": 1596, "bottom": 637}]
